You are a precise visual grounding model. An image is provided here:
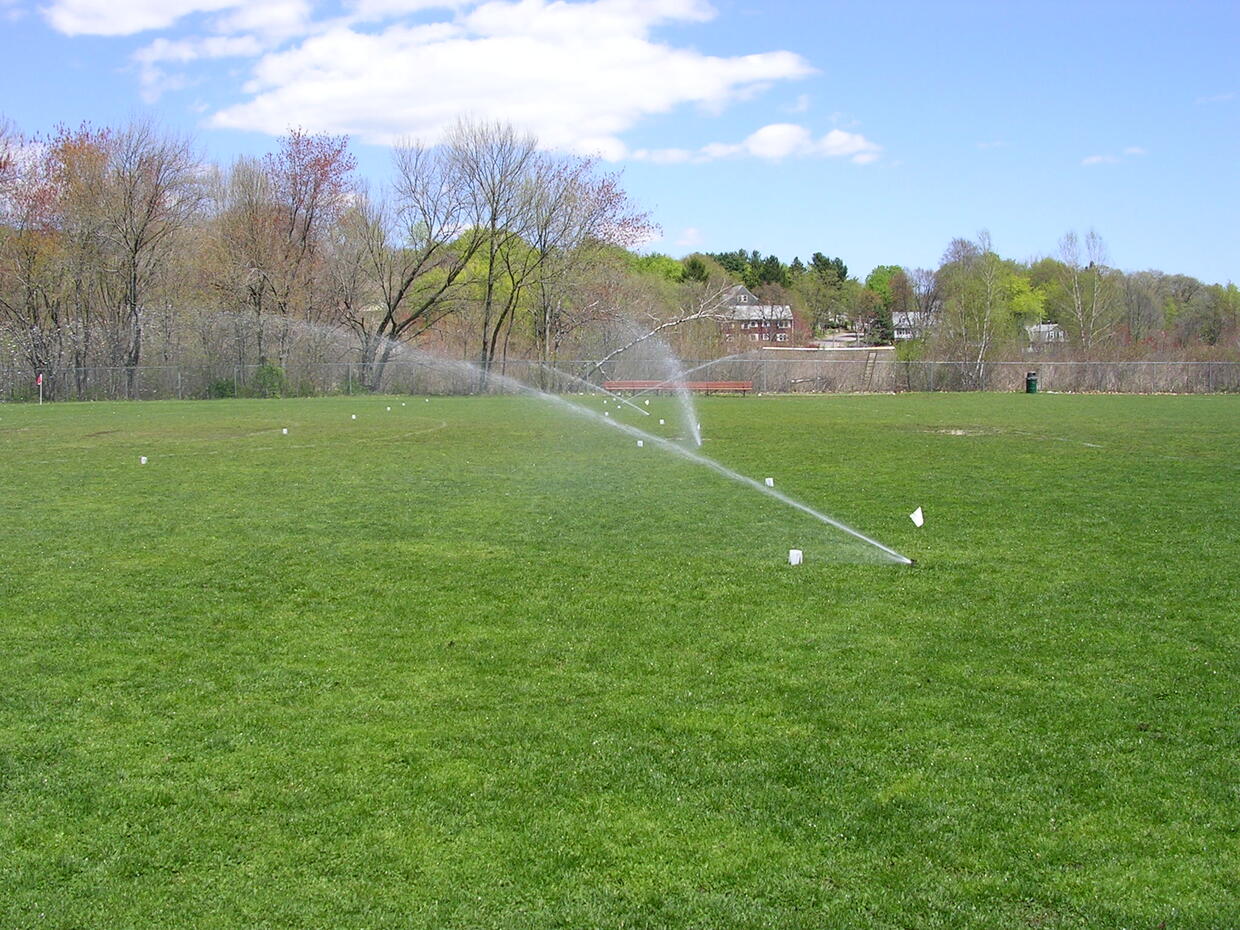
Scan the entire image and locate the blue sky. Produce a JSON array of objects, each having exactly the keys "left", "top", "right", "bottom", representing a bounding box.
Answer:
[{"left": 2, "top": 0, "right": 1237, "bottom": 282}]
